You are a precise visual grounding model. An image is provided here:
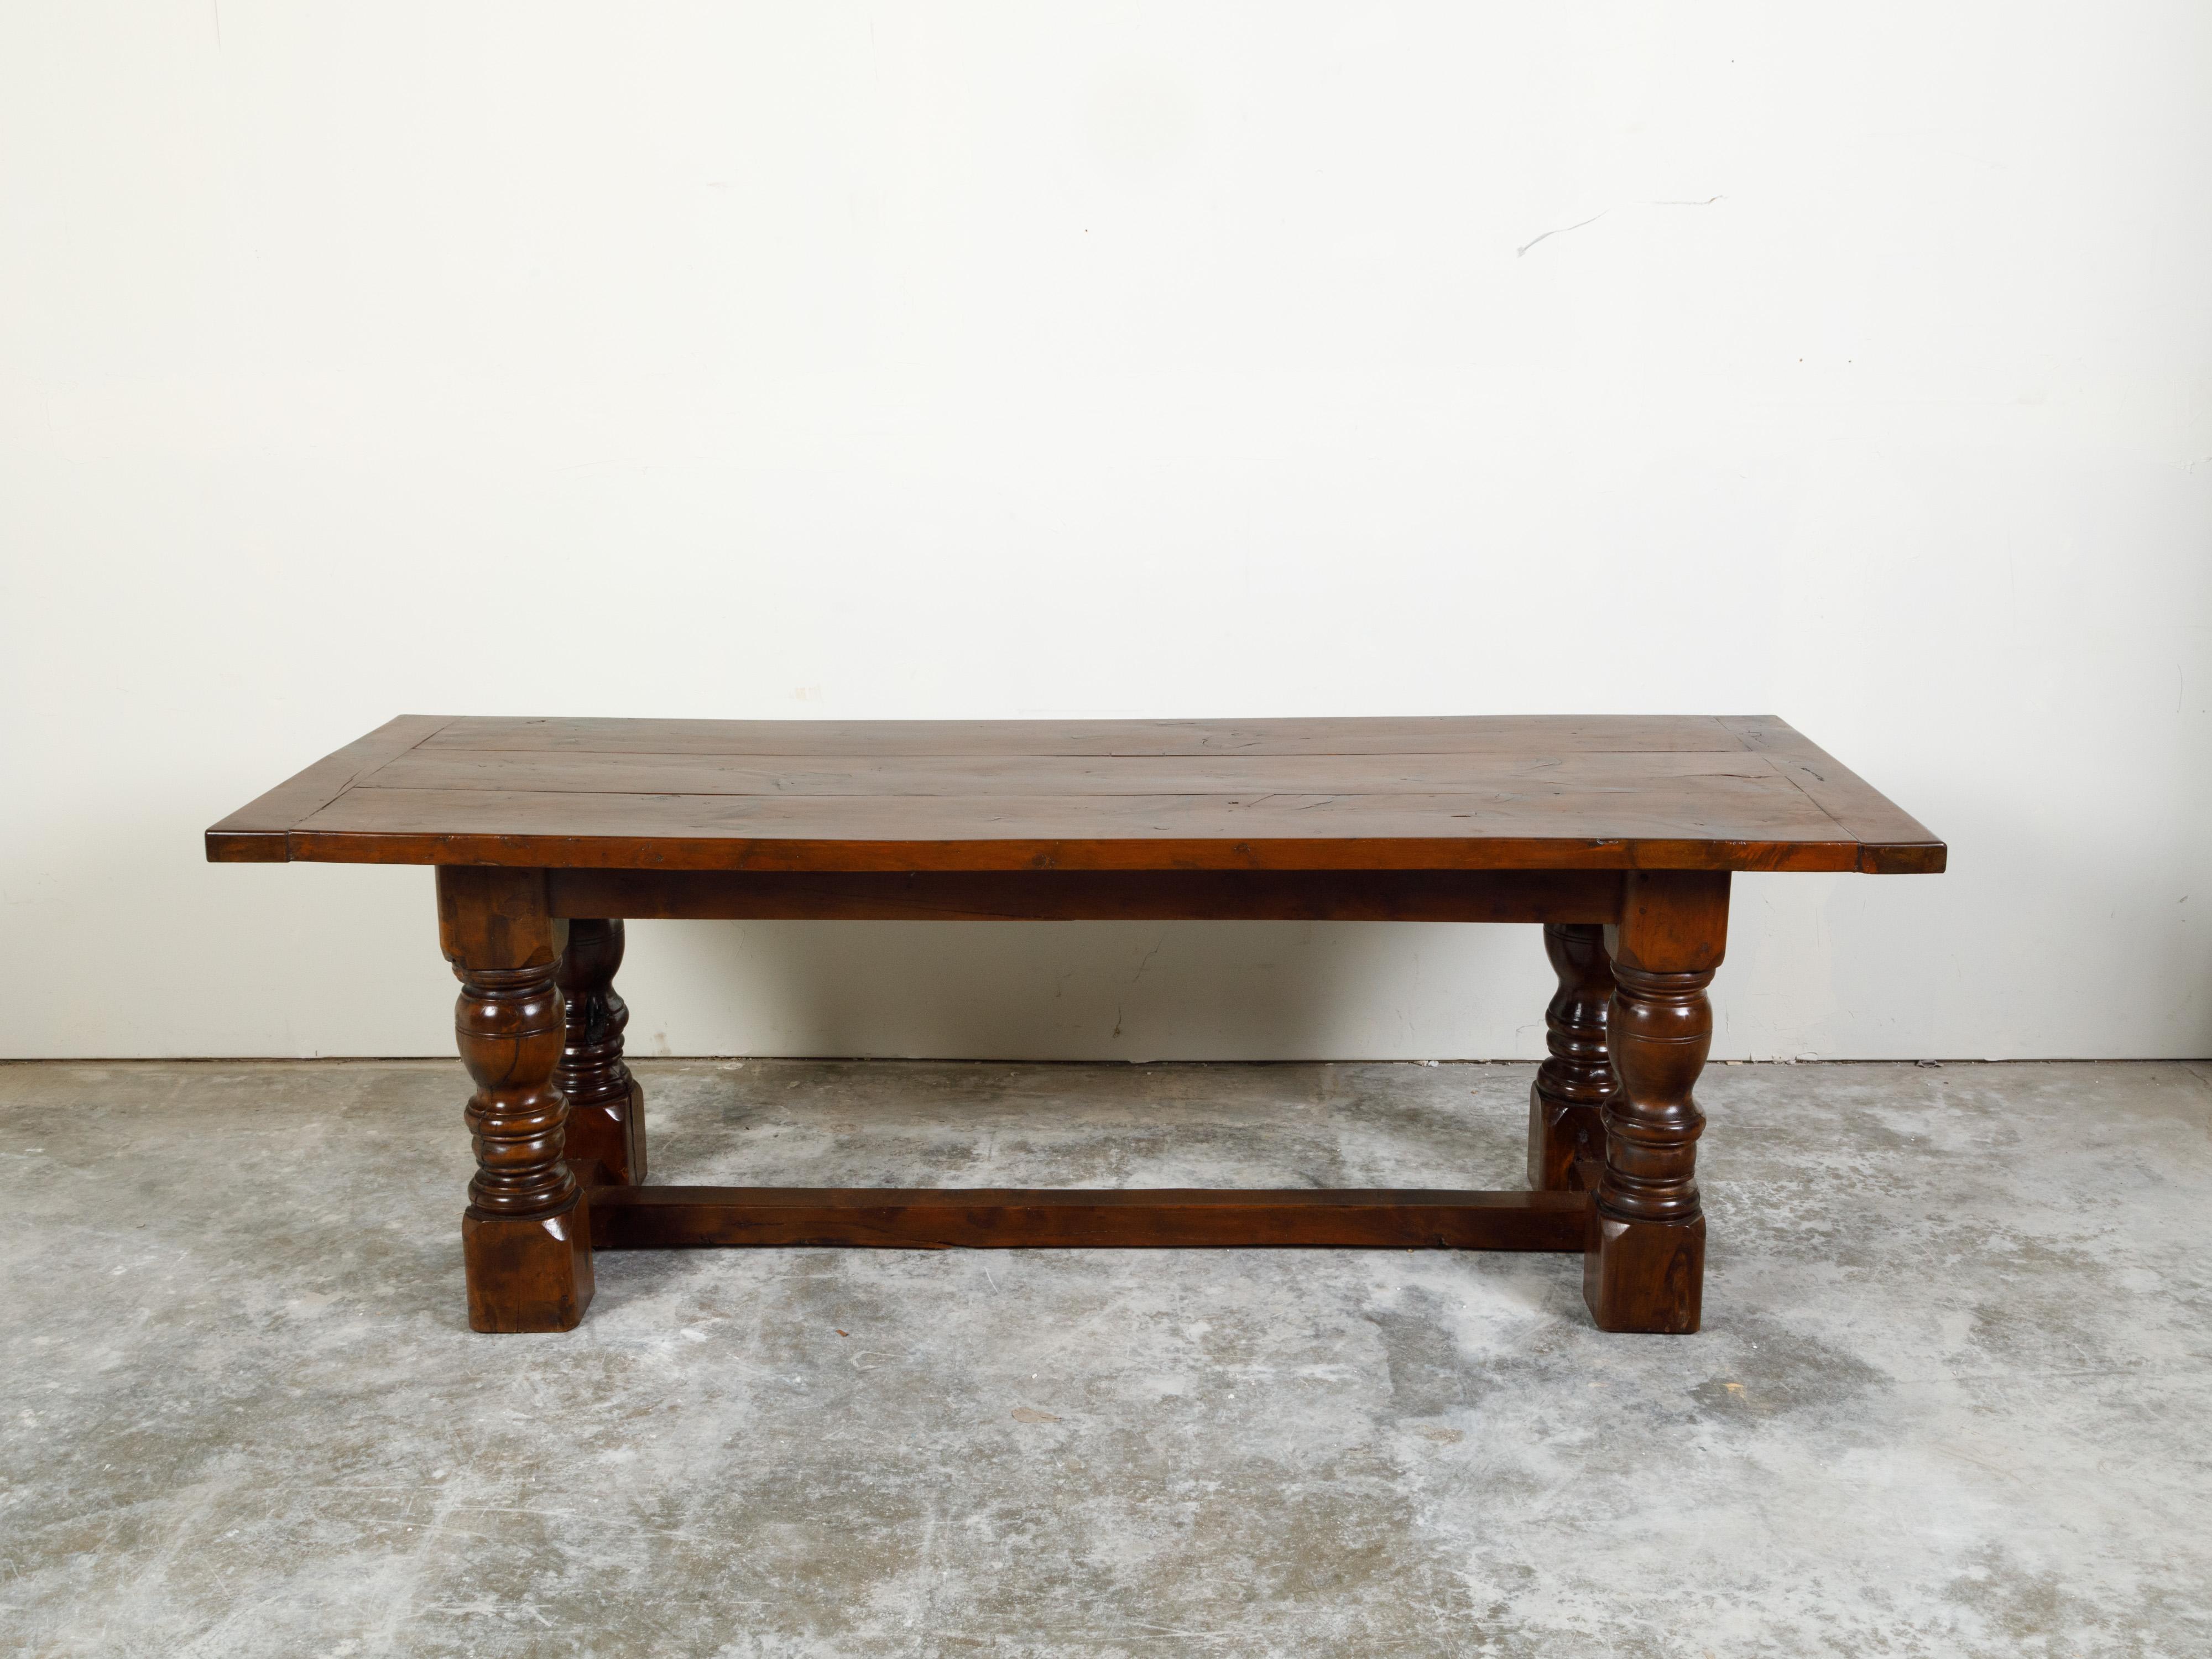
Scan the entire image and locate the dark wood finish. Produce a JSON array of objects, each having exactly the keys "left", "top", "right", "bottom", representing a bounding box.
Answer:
[
  {"left": 1719, "top": 716, "right": 1945, "bottom": 874},
  {"left": 1583, "top": 870, "right": 1728, "bottom": 1333},
  {"left": 364, "top": 747, "right": 1838, "bottom": 797},
  {"left": 206, "top": 714, "right": 1948, "bottom": 875},
  {"left": 545, "top": 868, "right": 1623, "bottom": 924},
  {"left": 439, "top": 867, "right": 593, "bottom": 1333},
  {"left": 203, "top": 714, "right": 1945, "bottom": 1336},
  {"left": 584, "top": 1183, "right": 1589, "bottom": 1252},
  {"left": 1527, "top": 923, "right": 1615, "bottom": 1192},
  {"left": 556, "top": 919, "right": 647, "bottom": 1187},
  {"left": 206, "top": 715, "right": 451, "bottom": 862}
]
